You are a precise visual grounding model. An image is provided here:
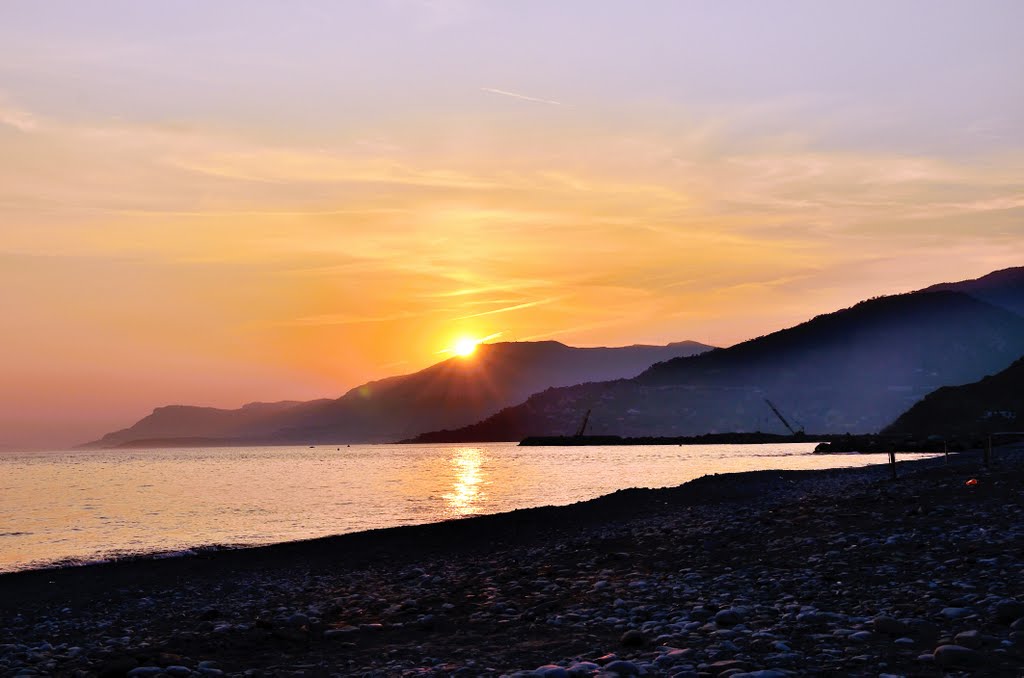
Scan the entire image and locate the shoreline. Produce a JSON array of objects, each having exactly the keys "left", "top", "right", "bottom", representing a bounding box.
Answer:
[
  {"left": 0, "top": 442, "right": 931, "bottom": 578},
  {"left": 0, "top": 448, "right": 987, "bottom": 589},
  {"left": 519, "top": 432, "right": 988, "bottom": 454},
  {"left": 0, "top": 447, "right": 953, "bottom": 585},
  {"left": 2, "top": 446, "right": 1022, "bottom": 676}
]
